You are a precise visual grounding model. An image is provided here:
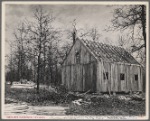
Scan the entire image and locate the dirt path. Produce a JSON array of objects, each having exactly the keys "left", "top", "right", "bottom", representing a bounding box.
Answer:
[{"left": 5, "top": 99, "right": 69, "bottom": 116}]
